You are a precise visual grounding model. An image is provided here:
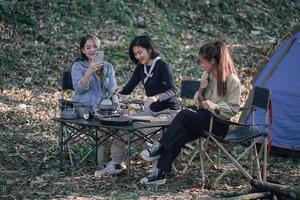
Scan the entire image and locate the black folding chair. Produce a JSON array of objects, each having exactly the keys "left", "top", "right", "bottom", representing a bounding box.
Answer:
[
  {"left": 58, "top": 69, "right": 96, "bottom": 167},
  {"left": 198, "top": 86, "right": 272, "bottom": 188},
  {"left": 59, "top": 69, "right": 76, "bottom": 111}
]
